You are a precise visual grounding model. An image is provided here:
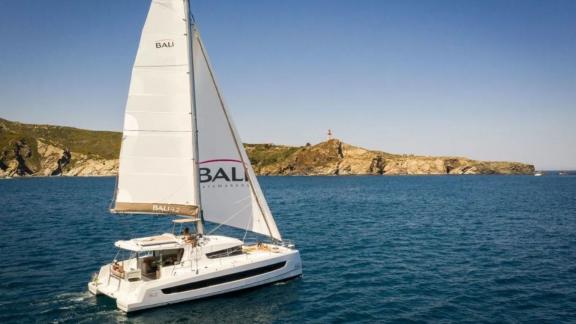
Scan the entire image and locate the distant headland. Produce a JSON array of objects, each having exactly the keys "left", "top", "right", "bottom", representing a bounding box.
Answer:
[{"left": 0, "top": 118, "right": 534, "bottom": 178}]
